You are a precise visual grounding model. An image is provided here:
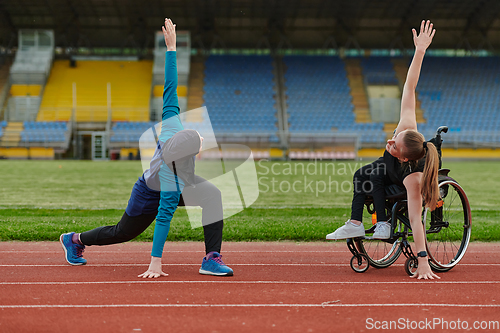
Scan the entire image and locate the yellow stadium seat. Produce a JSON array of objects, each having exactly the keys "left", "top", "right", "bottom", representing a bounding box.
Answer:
[
  {"left": 153, "top": 85, "right": 163, "bottom": 97},
  {"left": 269, "top": 148, "right": 284, "bottom": 158},
  {"left": 2, "top": 147, "right": 29, "bottom": 159},
  {"left": 153, "top": 85, "right": 187, "bottom": 98},
  {"left": 10, "top": 85, "right": 42, "bottom": 96},
  {"left": 39, "top": 60, "right": 153, "bottom": 122},
  {"left": 177, "top": 85, "right": 187, "bottom": 97},
  {"left": 29, "top": 147, "right": 55, "bottom": 159},
  {"left": 120, "top": 148, "right": 139, "bottom": 159}
]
